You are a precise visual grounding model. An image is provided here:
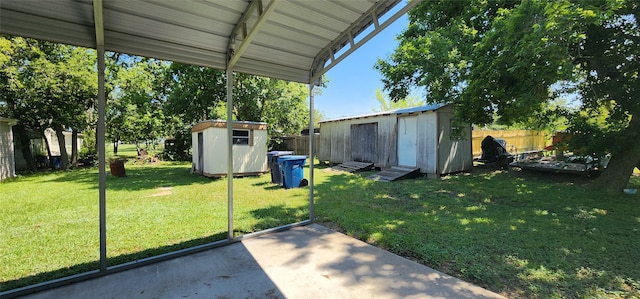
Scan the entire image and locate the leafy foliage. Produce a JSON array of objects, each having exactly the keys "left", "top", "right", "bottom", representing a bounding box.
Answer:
[
  {"left": 106, "top": 56, "right": 167, "bottom": 152},
  {"left": 0, "top": 36, "right": 97, "bottom": 169},
  {"left": 2, "top": 36, "right": 320, "bottom": 164},
  {"left": 377, "top": 0, "right": 639, "bottom": 192},
  {"left": 163, "top": 63, "right": 313, "bottom": 150},
  {"left": 372, "top": 88, "right": 424, "bottom": 112},
  {"left": 163, "top": 63, "right": 226, "bottom": 123}
]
